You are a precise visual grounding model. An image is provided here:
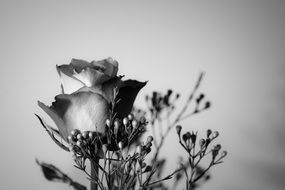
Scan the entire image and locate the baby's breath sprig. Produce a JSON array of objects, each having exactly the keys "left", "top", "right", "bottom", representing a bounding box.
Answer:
[{"left": 175, "top": 126, "right": 227, "bottom": 190}]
